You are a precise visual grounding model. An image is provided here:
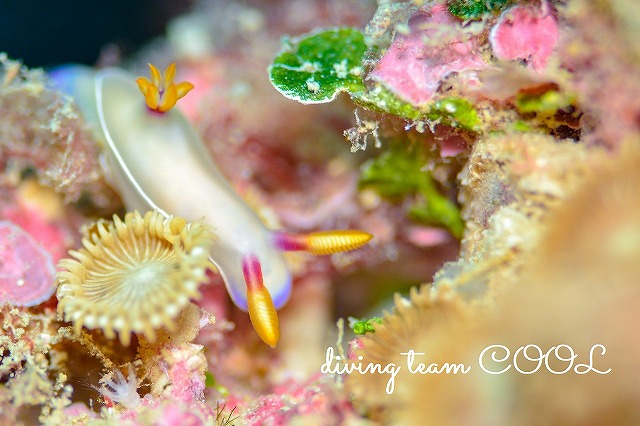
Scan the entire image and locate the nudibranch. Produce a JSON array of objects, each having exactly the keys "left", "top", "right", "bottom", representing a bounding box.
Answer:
[{"left": 51, "top": 63, "right": 372, "bottom": 347}]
